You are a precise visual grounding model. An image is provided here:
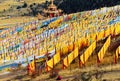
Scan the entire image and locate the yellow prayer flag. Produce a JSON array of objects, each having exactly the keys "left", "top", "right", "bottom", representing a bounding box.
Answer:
[
  {"left": 115, "top": 24, "right": 120, "bottom": 35},
  {"left": 98, "top": 36, "right": 111, "bottom": 61},
  {"left": 68, "top": 43, "right": 74, "bottom": 52},
  {"left": 73, "top": 47, "right": 78, "bottom": 59},
  {"left": 74, "top": 41, "right": 78, "bottom": 49},
  {"left": 63, "top": 57, "right": 68, "bottom": 67},
  {"left": 47, "top": 58, "right": 54, "bottom": 69},
  {"left": 61, "top": 45, "right": 68, "bottom": 55},
  {"left": 119, "top": 46, "right": 120, "bottom": 54},
  {"left": 105, "top": 28, "right": 110, "bottom": 37},
  {"left": 116, "top": 48, "right": 119, "bottom": 59},
  {"left": 80, "top": 54, "right": 84, "bottom": 64},
  {"left": 110, "top": 26, "right": 115, "bottom": 35},
  {"left": 5, "top": 56, "right": 11, "bottom": 61},
  {"left": 97, "top": 30, "right": 105, "bottom": 41},
  {"left": 53, "top": 52, "right": 60, "bottom": 65},
  {"left": 68, "top": 52, "right": 74, "bottom": 65}
]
